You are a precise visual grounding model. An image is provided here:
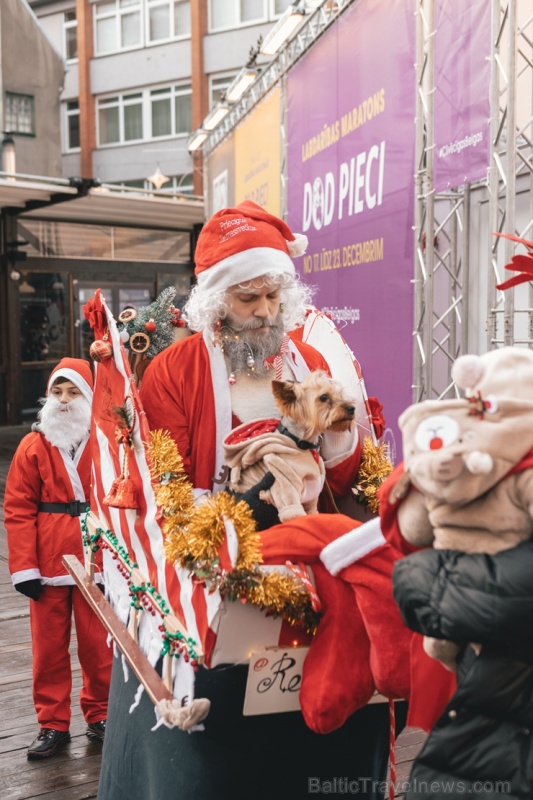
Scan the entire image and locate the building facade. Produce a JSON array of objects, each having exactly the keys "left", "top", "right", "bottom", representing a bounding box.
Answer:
[
  {"left": 1, "top": 0, "right": 64, "bottom": 177},
  {"left": 27, "top": 0, "right": 295, "bottom": 194}
]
